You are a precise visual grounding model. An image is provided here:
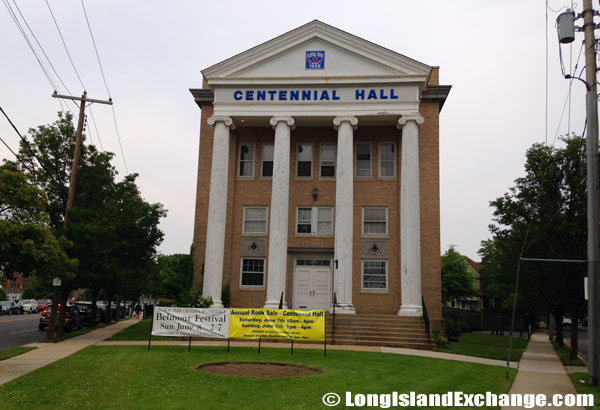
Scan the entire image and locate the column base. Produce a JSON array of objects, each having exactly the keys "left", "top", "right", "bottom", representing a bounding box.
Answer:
[
  {"left": 264, "top": 301, "right": 288, "bottom": 309},
  {"left": 334, "top": 304, "right": 356, "bottom": 314},
  {"left": 210, "top": 301, "right": 224, "bottom": 309},
  {"left": 397, "top": 305, "right": 422, "bottom": 317}
]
